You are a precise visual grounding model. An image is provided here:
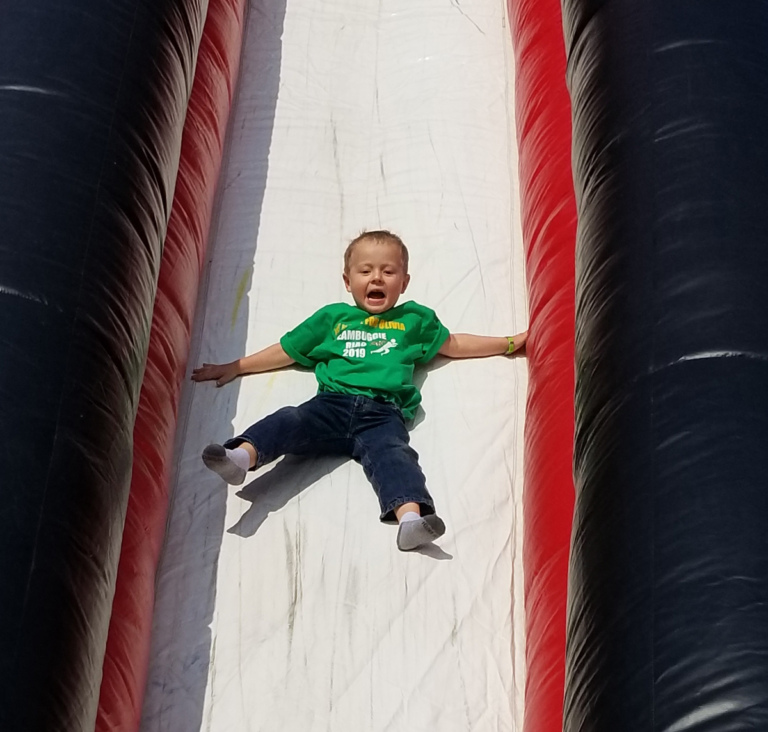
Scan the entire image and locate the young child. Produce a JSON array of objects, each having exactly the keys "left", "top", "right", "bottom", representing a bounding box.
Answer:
[{"left": 192, "top": 230, "right": 527, "bottom": 551}]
